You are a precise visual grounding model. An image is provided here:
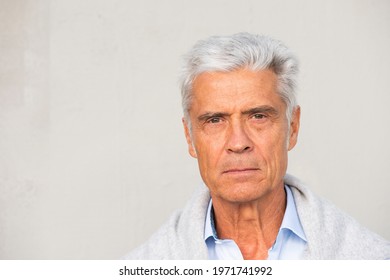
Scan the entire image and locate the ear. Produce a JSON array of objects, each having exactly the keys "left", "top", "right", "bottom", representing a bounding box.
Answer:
[
  {"left": 182, "top": 118, "right": 197, "bottom": 158},
  {"left": 288, "top": 106, "right": 301, "bottom": 151}
]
